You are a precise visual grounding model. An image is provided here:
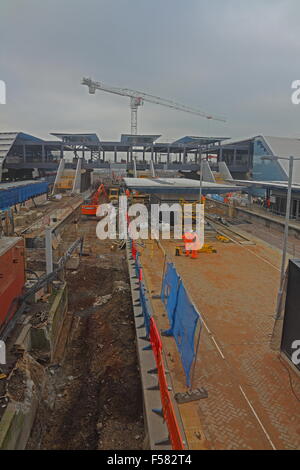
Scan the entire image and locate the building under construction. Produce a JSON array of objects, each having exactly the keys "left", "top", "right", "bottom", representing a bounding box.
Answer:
[{"left": 0, "top": 129, "right": 300, "bottom": 452}]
